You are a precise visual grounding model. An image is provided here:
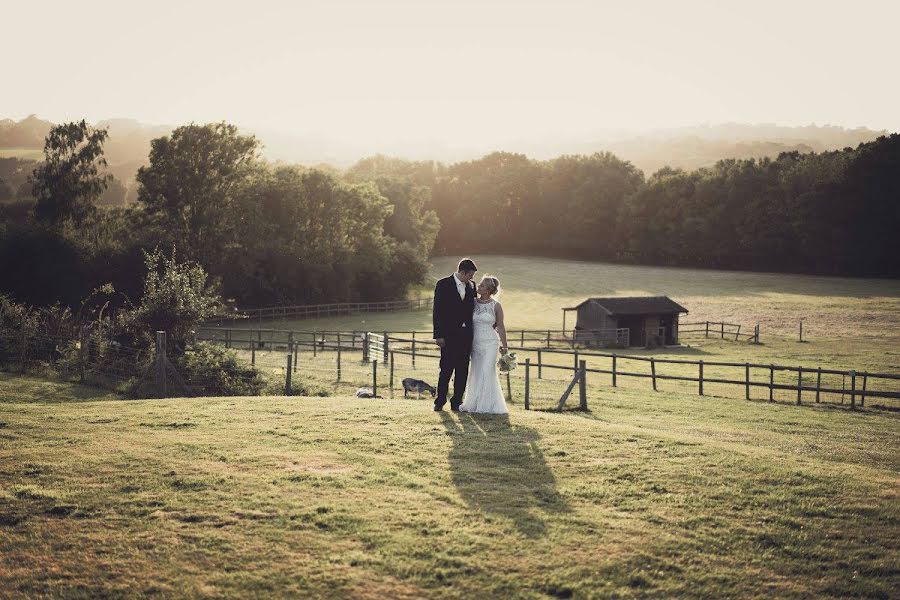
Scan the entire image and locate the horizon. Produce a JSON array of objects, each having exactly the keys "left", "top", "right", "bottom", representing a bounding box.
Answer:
[{"left": 4, "top": 0, "right": 899, "bottom": 150}]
